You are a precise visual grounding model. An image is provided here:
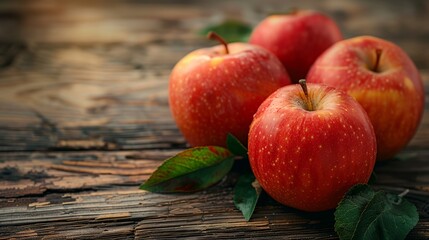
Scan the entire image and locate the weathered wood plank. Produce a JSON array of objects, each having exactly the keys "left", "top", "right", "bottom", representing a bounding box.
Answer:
[
  {"left": 0, "top": 185, "right": 335, "bottom": 239},
  {"left": 1, "top": 149, "right": 428, "bottom": 198},
  {"left": 0, "top": 150, "right": 179, "bottom": 197},
  {"left": 0, "top": 150, "right": 428, "bottom": 239},
  {"left": 0, "top": 39, "right": 204, "bottom": 151},
  {"left": 0, "top": 188, "right": 426, "bottom": 240},
  {"left": 0, "top": 42, "right": 428, "bottom": 151}
]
